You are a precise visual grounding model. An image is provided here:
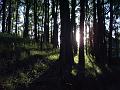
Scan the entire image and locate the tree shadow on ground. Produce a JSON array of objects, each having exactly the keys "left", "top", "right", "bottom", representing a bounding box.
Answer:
[
  {"left": 0, "top": 54, "right": 47, "bottom": 76},
  {"left": 23, "top": 60, "right": 62, "bottom": 90},
  {"left": 15, "top": 56, "right": 120, "bottom": 90},
  {"left": 1, "top": 52, "right": 120, "bottom": 90},
  {"left": 86, "top": 55, "right": 120, "bottom": 90}
]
